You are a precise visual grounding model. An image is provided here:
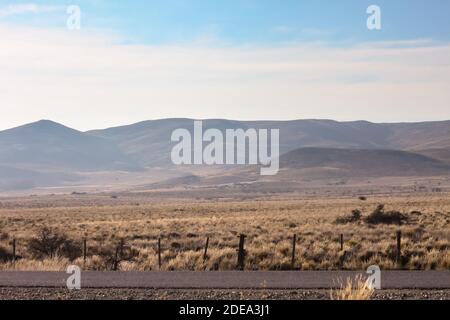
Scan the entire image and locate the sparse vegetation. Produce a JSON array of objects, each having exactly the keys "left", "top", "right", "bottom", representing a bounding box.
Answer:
[
  {"left": 330, "top": 276, "right": 374, "bottom": 300},
  {"left": 0, "top": 193, "right": 449, "bottom": 271}
]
